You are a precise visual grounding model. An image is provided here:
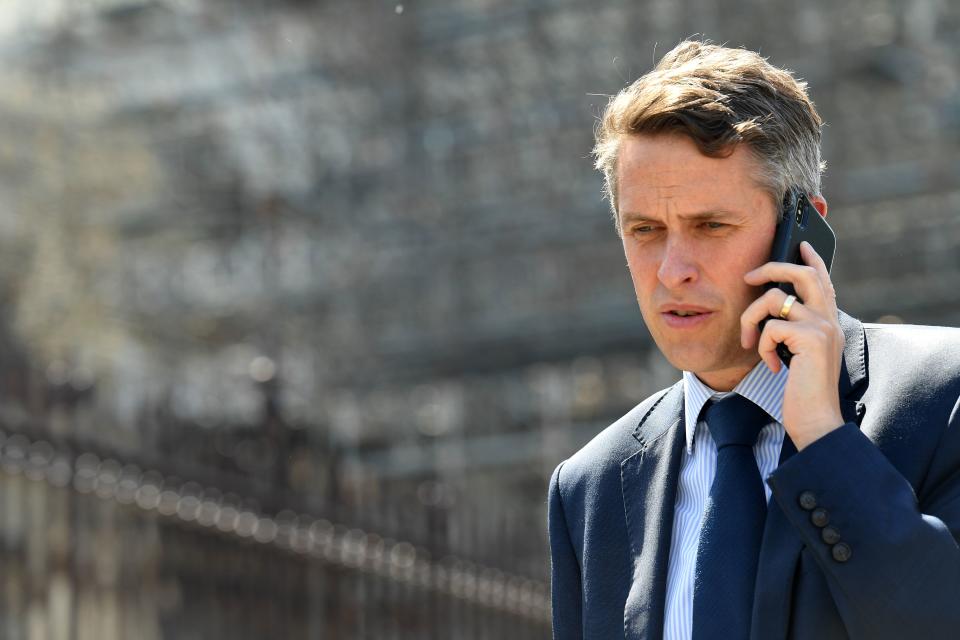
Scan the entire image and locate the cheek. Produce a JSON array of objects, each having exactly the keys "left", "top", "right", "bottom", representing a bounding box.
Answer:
[
  {"left": 623, "top": 245, "right": 640, "bottom": 276},
  {"left": 726, "top": 227, "right": 775, "bottom": 273},
  {"left": 746, "top": 240, "right": 770, "bottom": 268},
  {"left": 724, "top": 246, "right": 770, "bottom": 302},
  {"left": 625, "top": 252, "right": 658, "bottom": 295},
  {"left": 624, "top": 242, "right": 654, "bottom": 274}
]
